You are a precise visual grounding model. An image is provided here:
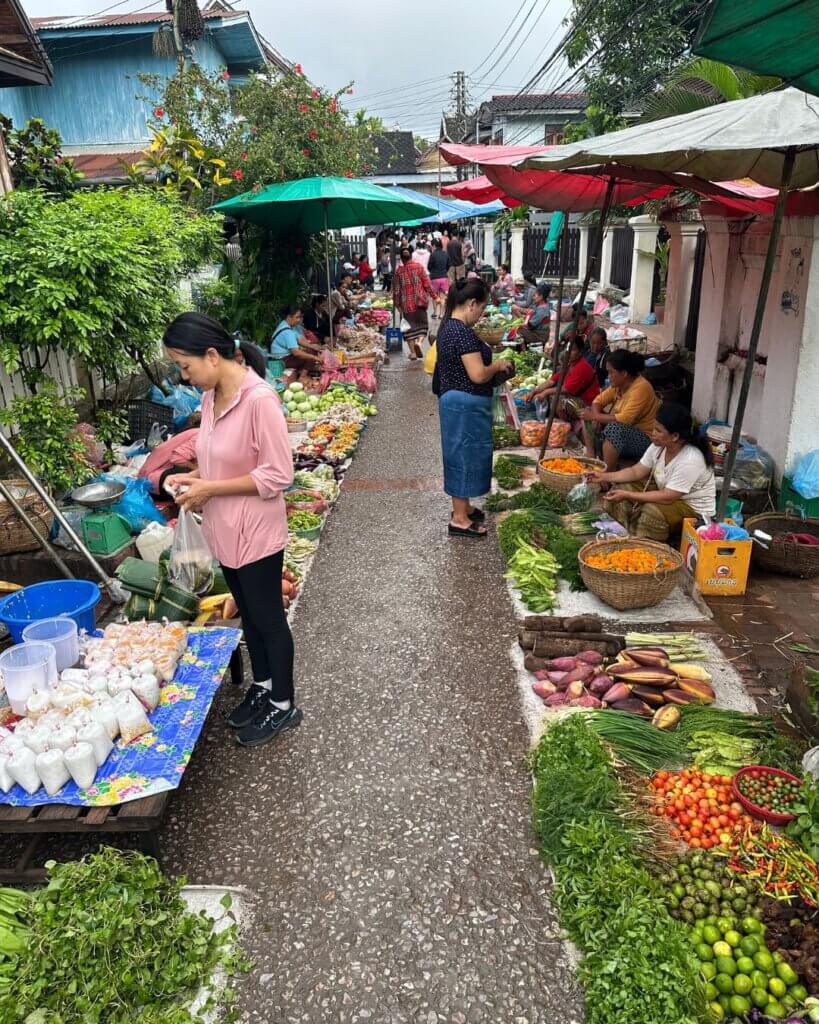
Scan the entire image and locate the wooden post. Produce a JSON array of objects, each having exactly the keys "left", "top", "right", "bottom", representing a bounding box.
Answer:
[
  {"left": 546, "top": 213, "right": 570, "bottom": 370},
  {"left": 0, "top": 136, "right": 12, "bottom": 194},
  {"left": 716, "top": 147, "right": 796, "bottom": 519},
  {"left": 539, "top": 177, "right": 616, "bottom": 464}
]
